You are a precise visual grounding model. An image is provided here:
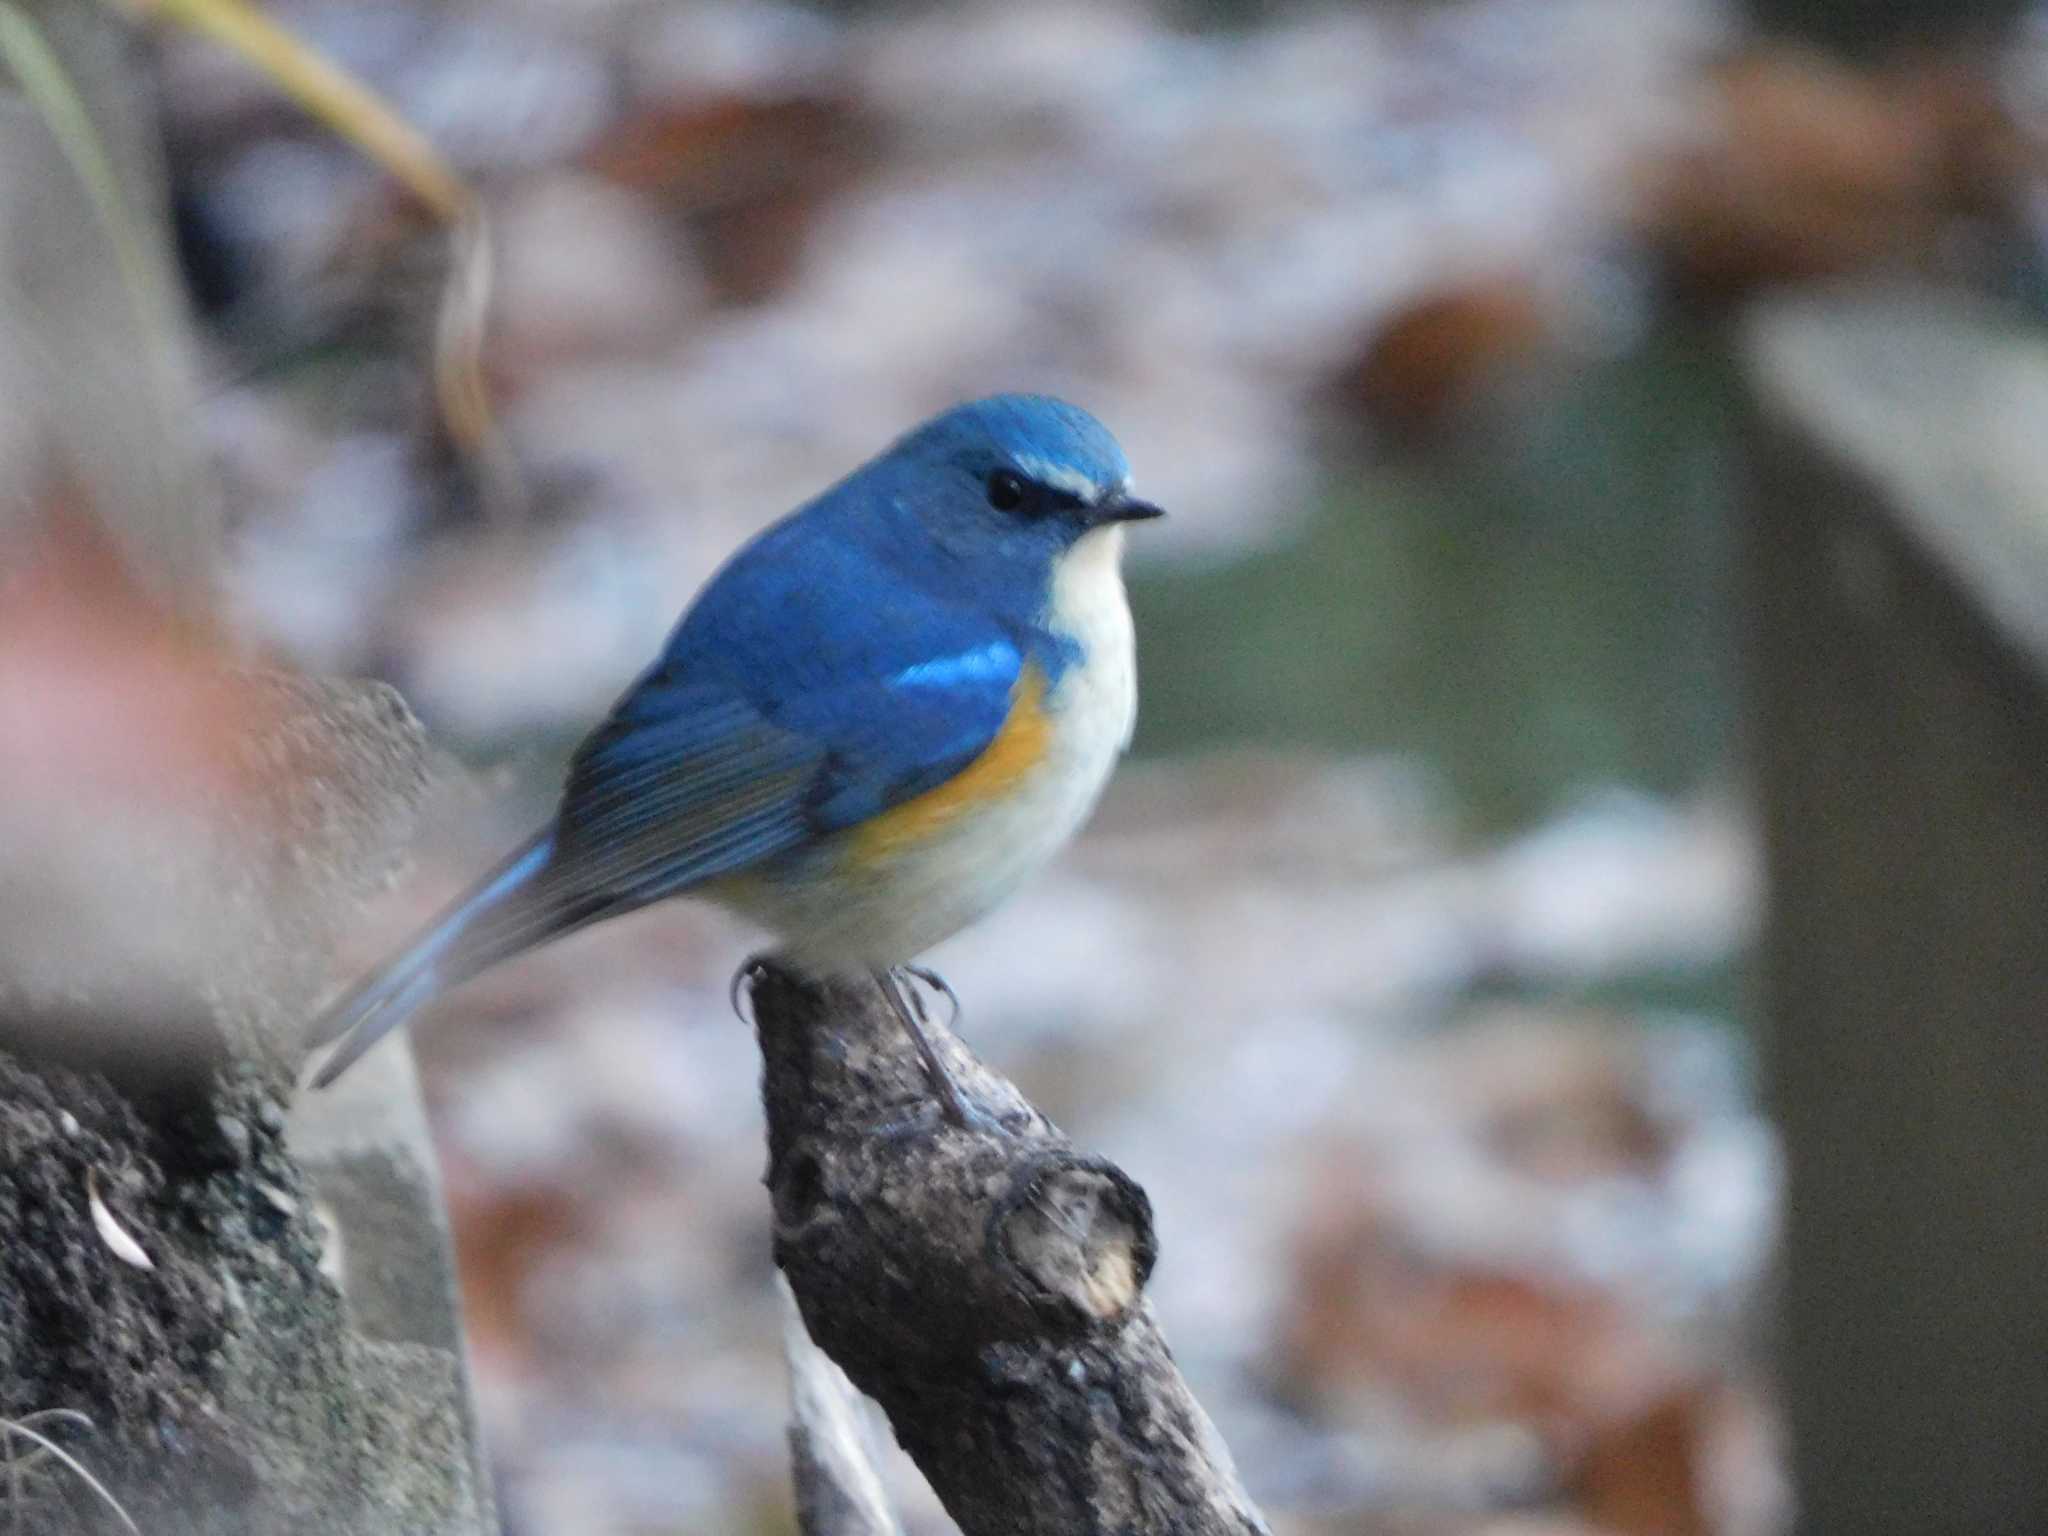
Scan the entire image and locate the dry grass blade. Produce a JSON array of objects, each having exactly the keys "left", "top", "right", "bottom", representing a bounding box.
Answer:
[
  {"left": 0, "top": 1, "right": 190, "bottom": 423},
  {"left": 435, "top": 208, "right": 528, "bottom": 523},
  {"left": 99, "top": 0, "right": 527, "bottom": 517},
  {"left": 0, "top": 0, "right": 216, "bottom": 619},
  {"left": 0, "top": 1413, "right": 143, "bottom": 1536},
  {"left": 114, "top": 0, "right": 467, "bottom": 220}
]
